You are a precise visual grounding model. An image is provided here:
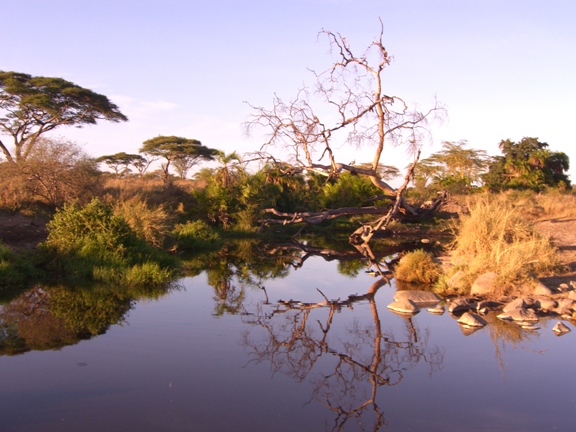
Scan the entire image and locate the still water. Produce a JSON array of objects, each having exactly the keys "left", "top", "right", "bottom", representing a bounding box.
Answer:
[{"left": 1, "top": 251, "right": 574, "bottom": 431}]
